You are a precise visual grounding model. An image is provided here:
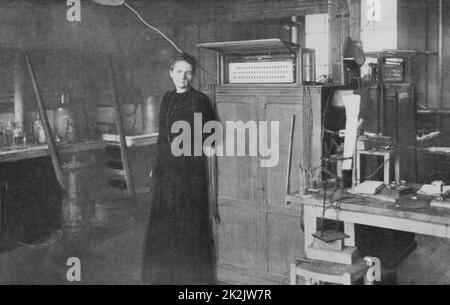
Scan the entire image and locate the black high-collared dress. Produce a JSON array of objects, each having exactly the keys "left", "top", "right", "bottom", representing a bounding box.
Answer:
[{"left": 142, "top": 87, "right": 216, "bottom": 284}]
